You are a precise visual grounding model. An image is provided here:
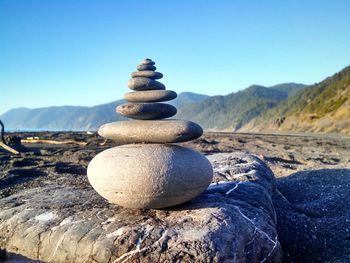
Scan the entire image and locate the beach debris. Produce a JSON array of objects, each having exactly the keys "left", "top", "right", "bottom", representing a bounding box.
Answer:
[
  {"left": 87, "top": 58, "right": 213, "bottom": 209},
  {"left": 0, "top": 142, "right": 19, "bottom": 155},
  {"left": 21, "top": 138, "right": 87, "bottom": 146},
  {"left": 0, "top": 120, "right": 19, "bottom": 154},
  {"left": 0, "top": 120, "right": 5, "bottom": 143}
]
